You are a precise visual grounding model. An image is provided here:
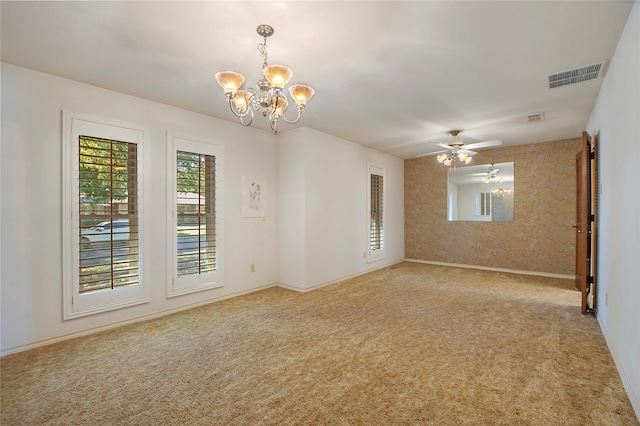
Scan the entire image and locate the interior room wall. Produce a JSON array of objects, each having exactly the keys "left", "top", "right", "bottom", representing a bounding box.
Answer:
[
  {"left": 277, "top": 127, "right": 405, "bottom": 290},
  {"left": 585, "top": 1, "right": 640, "bottom": 417},
  {"left": 405, "top": 138, "right": 581, "bottom": 276},
  {"left": 0, "top": 63, "right": 279, "bottom": 354},
  {"left": 456, "top": 183, "right": 493, "bottom": 222},
  {"left": 1, "top": 63, "right": 405, "bottom": 355}
]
